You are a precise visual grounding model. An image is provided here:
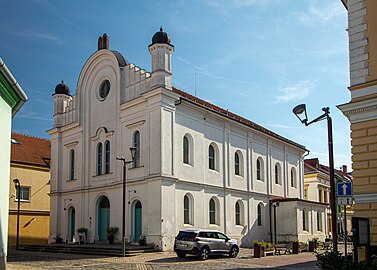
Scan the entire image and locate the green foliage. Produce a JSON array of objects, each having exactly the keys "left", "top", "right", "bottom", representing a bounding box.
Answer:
[
  {"left": 77, "top": 227, "right": 88, "bottom": 233},
  {"left": 105, "top": 226, "right": 119, "bottom": 236},
  {"left": 316, "top": 251, "right": 377, "bottom": 270}
]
